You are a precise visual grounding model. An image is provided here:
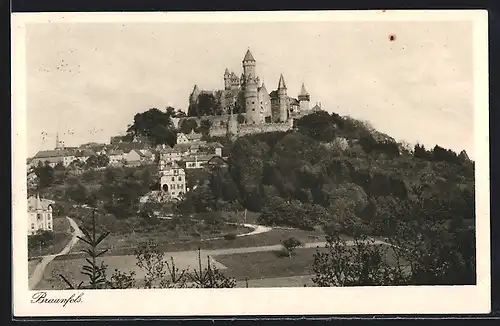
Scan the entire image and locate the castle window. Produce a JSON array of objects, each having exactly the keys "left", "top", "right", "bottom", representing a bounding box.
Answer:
[
  {"left": 37, "top": 214, "right": 42, "bottom": 221},
  {"left": 178, "top": 177, "right": 182, "bottom": 181},
  {"left": 171, "top": 177, "right": 175, "bottom": 181},
  {"left": 31, "top": 223, "right": 35, "bottom": 230},
  {"left": 252, "top": 101, "right": 255, "bottom": 104}
]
